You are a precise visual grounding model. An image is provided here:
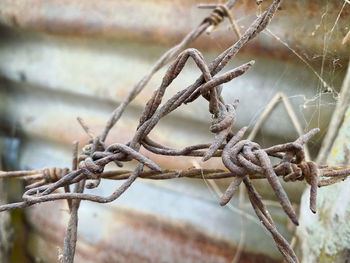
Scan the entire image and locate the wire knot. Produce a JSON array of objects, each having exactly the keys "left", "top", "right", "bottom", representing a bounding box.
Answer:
[
  {"left": 42, "top": 167, "right": 69, "bottom": 183},
  {"left": 79, "top": 157, "right": 104, "bottom": 179},
  {"left": 210, "top": 103, "right": 238, "bottom": 134},
  {"left": 283, "top": 161, "right": 318, "bottom": 186},
  {"left": 201, "top": 4, "right": 232, "bottom": 27}
]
